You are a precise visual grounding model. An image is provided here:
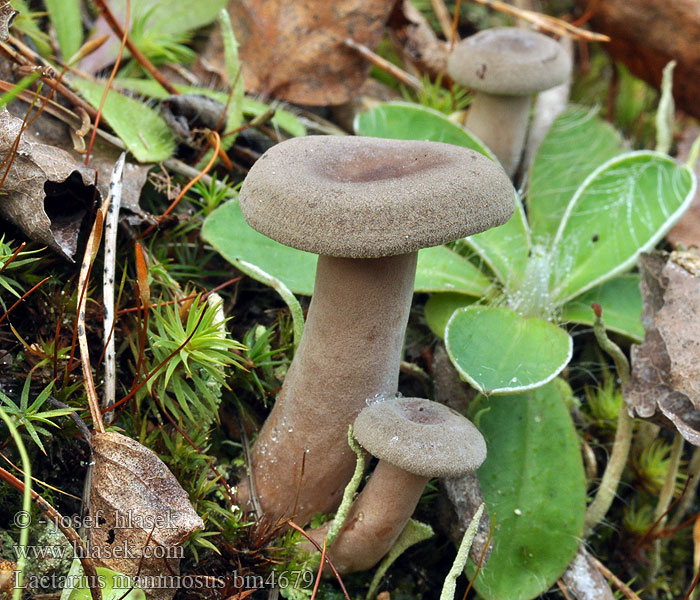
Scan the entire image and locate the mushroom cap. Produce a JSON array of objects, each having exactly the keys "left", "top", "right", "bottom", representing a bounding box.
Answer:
[
  {"left": 239, "top": 135, "right": 514, "bottom": 259},
  {"left": 353, "top": 397, "right": 487, "bottom": 478},
  {"left": 447, "top": 27, "right": 571, "bottom": 96}
]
